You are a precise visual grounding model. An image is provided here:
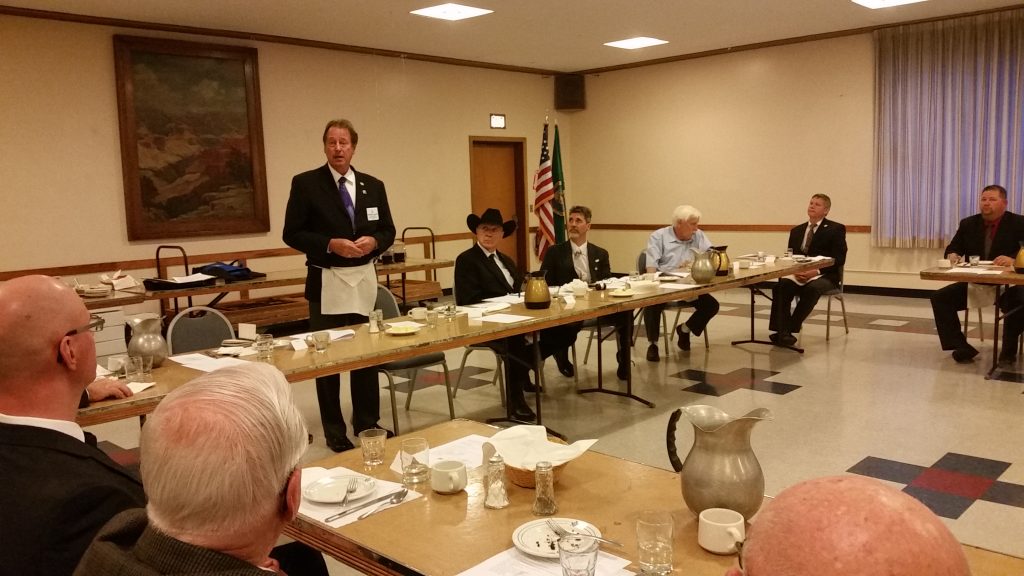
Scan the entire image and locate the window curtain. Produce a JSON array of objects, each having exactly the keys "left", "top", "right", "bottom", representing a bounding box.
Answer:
[{"left": 873, "top": 9, "right": 1024, "bottom": 248}]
